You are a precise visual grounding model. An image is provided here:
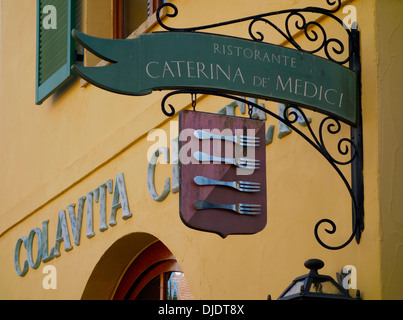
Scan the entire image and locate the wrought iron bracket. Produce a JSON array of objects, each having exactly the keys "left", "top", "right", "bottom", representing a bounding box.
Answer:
[{"left": 156, "top": 1, "right": 364, "bottom": 250}]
